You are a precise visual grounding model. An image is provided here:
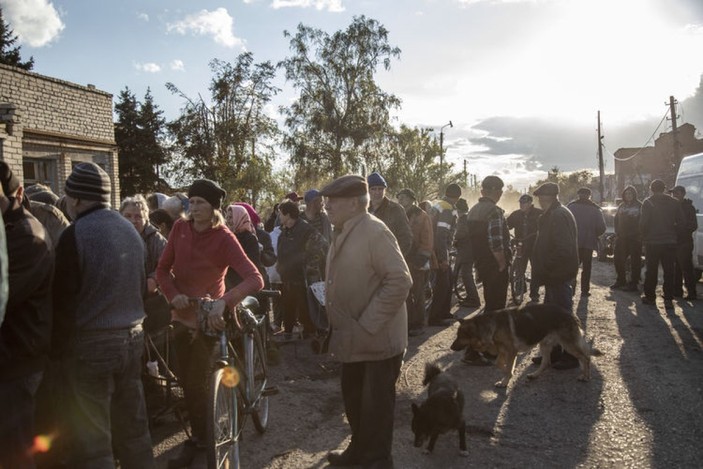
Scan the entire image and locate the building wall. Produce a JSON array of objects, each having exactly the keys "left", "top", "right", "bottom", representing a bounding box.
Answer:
[{"left": 0, "top": 63, "right": 119, "bottom": 207}]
